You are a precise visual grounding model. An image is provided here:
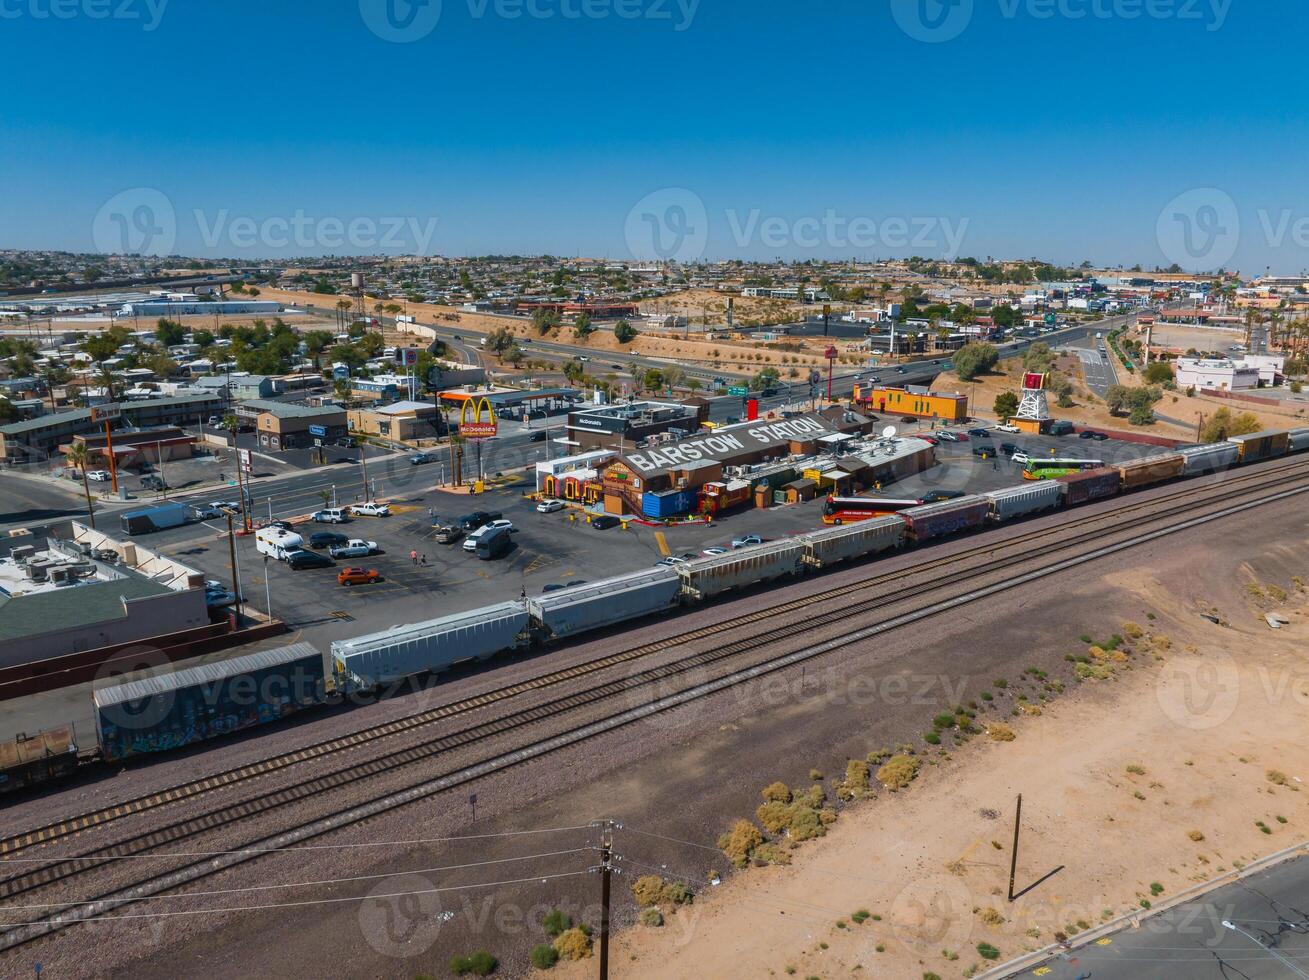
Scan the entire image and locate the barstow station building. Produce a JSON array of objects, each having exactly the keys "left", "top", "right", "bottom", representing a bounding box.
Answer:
[{"left": 593, "top": 407, "right": 934, "bottom": 518}]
